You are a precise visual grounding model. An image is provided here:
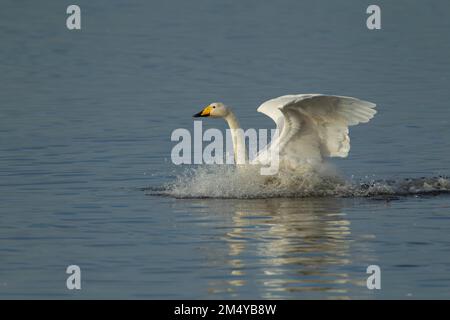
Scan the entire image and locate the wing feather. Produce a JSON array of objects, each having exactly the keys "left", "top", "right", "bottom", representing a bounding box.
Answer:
[{"left": 255, "top": 94, "right": 376, "bottom": 166}]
